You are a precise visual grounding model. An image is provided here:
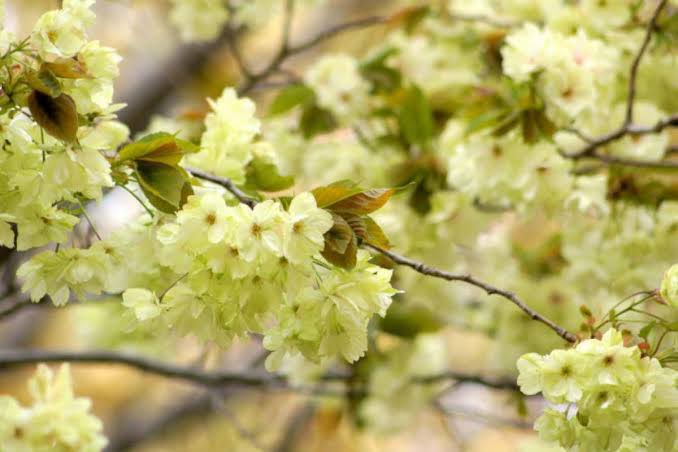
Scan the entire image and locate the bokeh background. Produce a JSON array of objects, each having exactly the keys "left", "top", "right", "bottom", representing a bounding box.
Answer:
[{"left": 0, "top": 1, "right": 562, "bottom": 450}]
